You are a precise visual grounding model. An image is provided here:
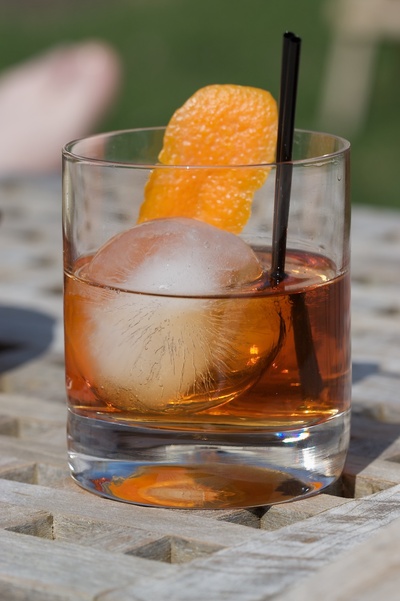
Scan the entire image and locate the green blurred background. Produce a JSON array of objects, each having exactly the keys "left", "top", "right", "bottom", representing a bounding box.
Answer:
[{"left": 1, "top": 0, "right": 399, "bottom": 208}]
